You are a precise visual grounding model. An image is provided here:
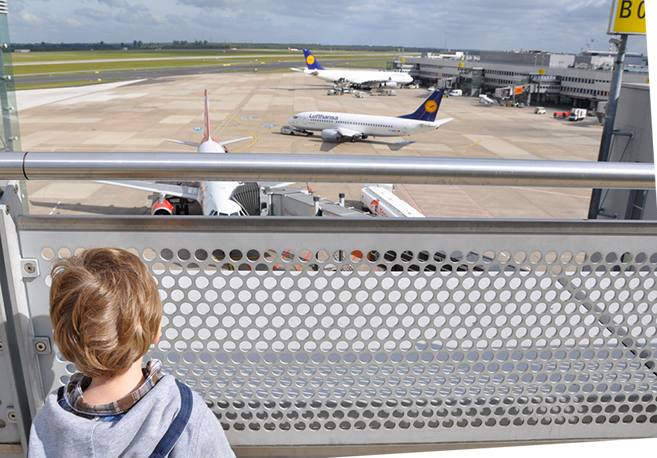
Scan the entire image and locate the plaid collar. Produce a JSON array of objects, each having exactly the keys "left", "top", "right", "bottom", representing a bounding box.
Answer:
[{"left": 62, "top": 359, "right": 162, "bottom": 417}]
